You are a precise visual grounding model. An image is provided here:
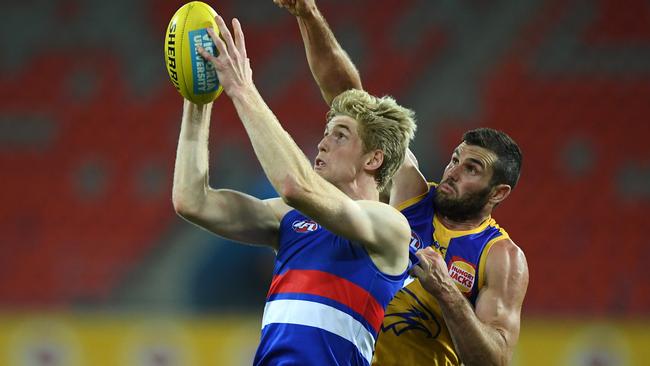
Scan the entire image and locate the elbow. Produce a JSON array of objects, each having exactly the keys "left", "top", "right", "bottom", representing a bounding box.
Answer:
[
  {"left": 172, "top": 194, "right": 191, "bottom": 218},
  {"left": 491, "top": 336, "right": 513, "bottom": 366},
  {"left": 279, "top": 174, "right": 312, "bottom": 208},
  {"left": 465, "top": 355, "right": 508, "bottom": 366},
  {"left": 172, "top": 190, "right": 201, "bottom": 220},
  {"left": 462, "top": 332, "right": 512, "bottom": 366}
]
